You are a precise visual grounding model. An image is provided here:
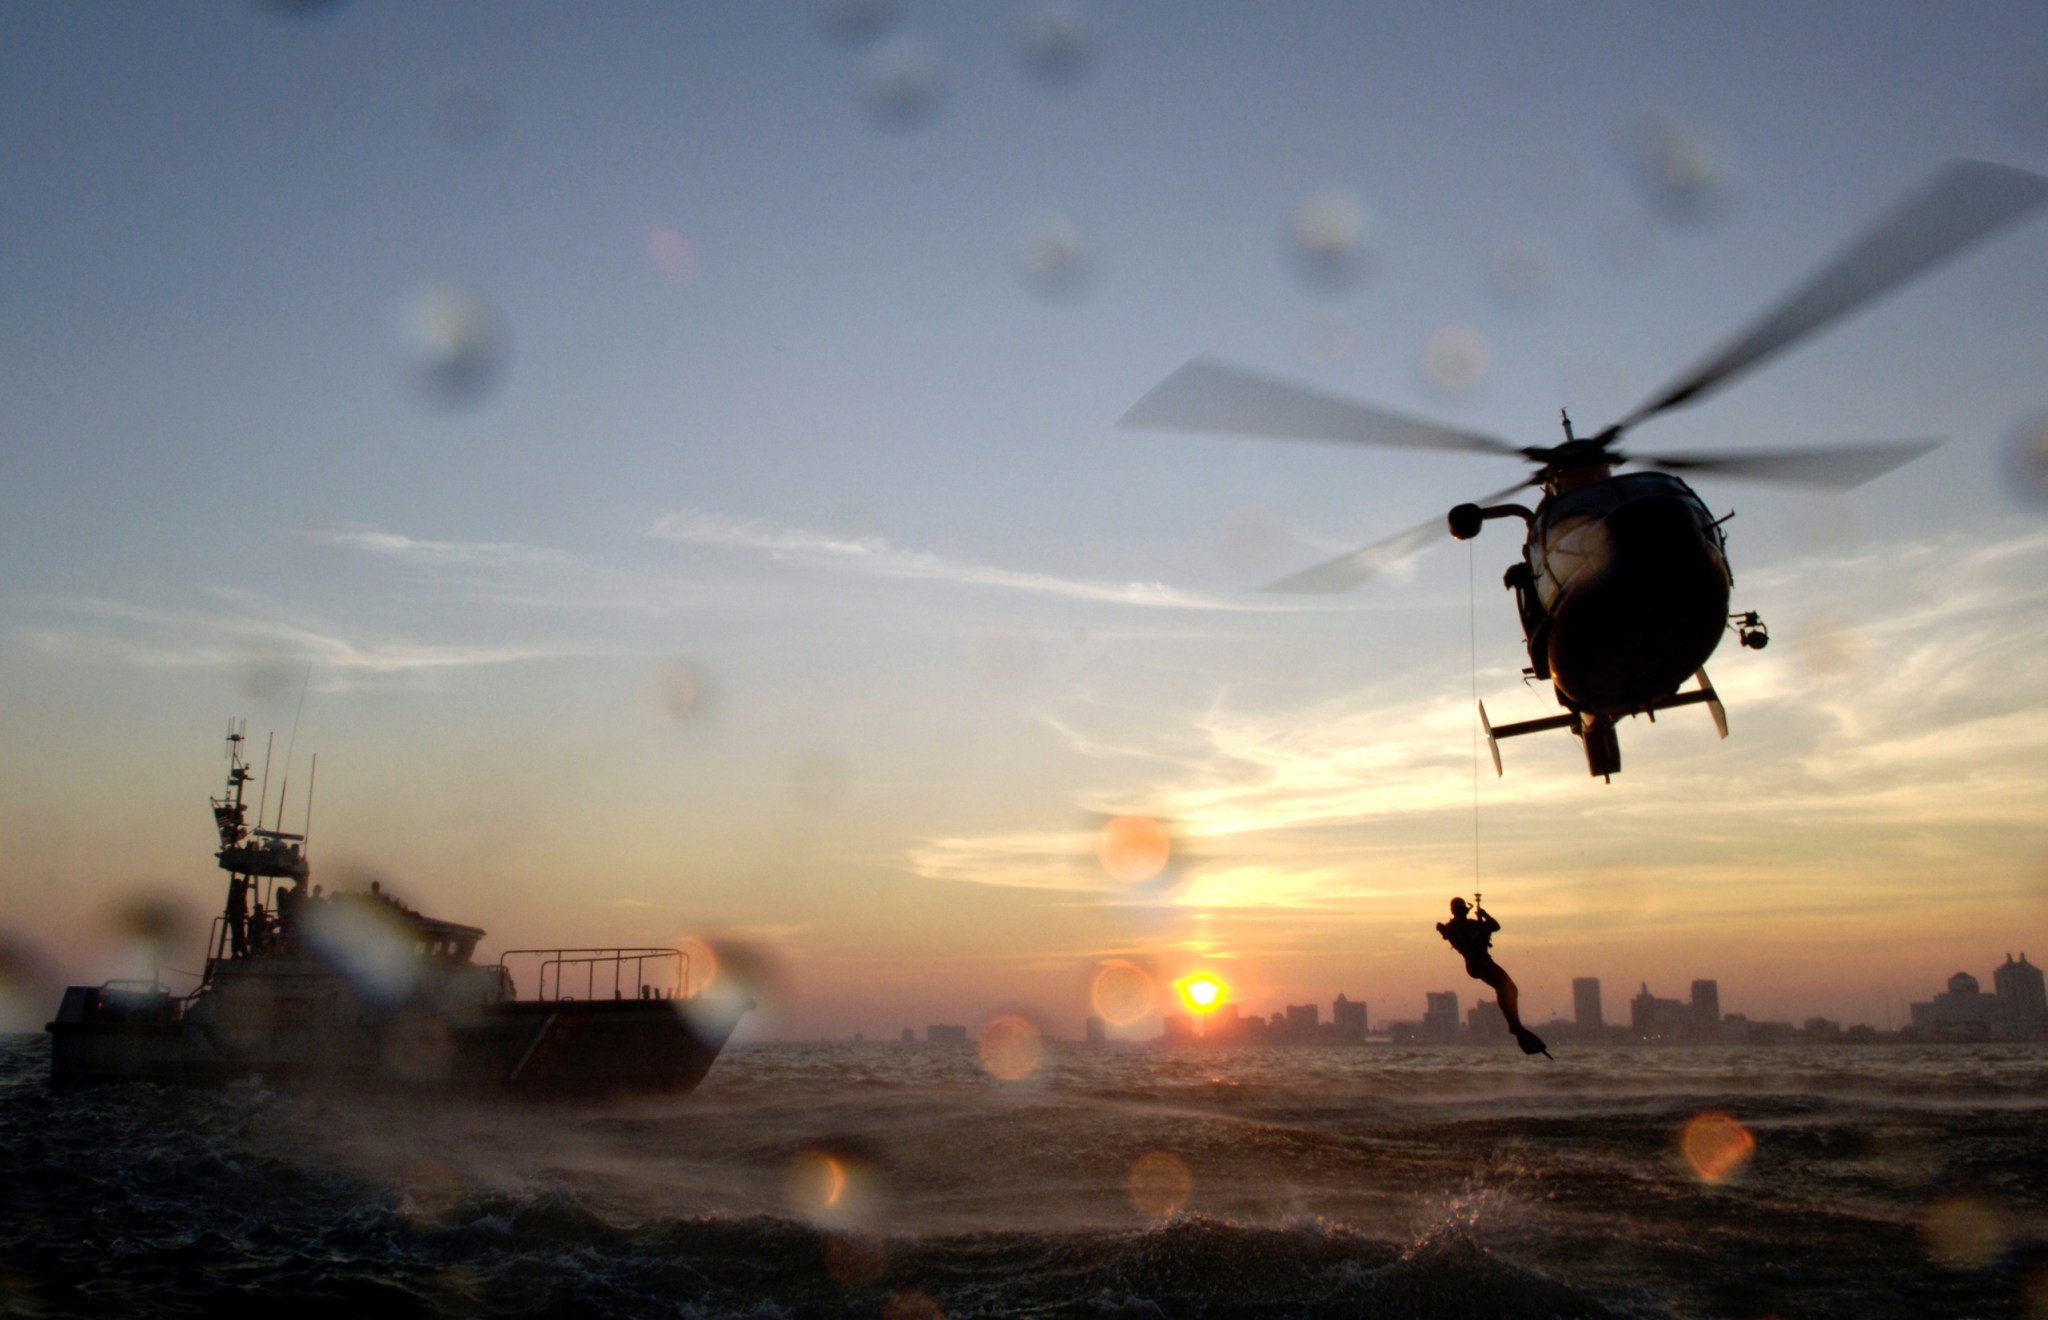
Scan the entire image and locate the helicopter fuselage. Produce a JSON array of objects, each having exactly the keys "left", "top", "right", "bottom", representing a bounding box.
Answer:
[{"left": 1498, "top": 469, "right": 1734, "bottom": 717}]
